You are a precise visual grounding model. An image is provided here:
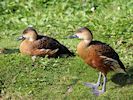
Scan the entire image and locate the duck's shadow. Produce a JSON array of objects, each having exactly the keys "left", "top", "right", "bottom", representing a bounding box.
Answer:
[
  {"left": 111, "top": 67, "right": 133, "bottom": 86},
  {"left": 4, "top": 48, "right": 19, "bottom": 54}
]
